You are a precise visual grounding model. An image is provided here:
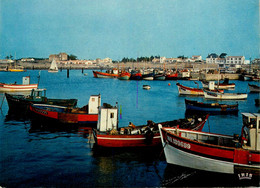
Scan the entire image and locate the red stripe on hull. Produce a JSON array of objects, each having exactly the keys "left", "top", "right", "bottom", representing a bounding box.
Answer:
[
  {"left": 162, "top": 128, "right": 260, "bottom": 165},
  {"left": 96, "top": 134, "right": 161, "bottom": 147}
]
